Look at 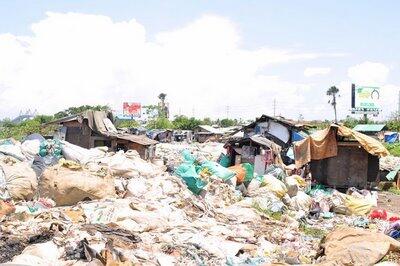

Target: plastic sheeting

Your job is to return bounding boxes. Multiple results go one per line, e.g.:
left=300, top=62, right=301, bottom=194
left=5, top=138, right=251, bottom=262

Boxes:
left=294, top=124, right=389, bottom=167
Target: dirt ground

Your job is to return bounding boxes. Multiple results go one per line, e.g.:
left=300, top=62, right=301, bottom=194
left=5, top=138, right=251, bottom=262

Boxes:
left=378, top=191, right=400, bottom=215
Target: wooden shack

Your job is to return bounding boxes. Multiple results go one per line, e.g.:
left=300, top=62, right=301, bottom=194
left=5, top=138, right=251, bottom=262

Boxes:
left=193, top=125, right=223, bottom=143
left=294, top=124, right=389, bottom=189
left=48, top=111, right=158, bottom=160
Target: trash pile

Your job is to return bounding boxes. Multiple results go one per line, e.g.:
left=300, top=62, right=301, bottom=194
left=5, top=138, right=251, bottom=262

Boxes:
left=156, top=142, right=225, bottom=168
left=0, top=137, right=399, bottom=265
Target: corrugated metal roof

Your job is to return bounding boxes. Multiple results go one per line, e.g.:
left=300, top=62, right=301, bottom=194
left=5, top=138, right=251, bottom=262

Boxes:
left=117, top=134, right=158, bottom=146
left=353, top=124, right=387, bottom=132
left=197, top=125, right=224, bottom=134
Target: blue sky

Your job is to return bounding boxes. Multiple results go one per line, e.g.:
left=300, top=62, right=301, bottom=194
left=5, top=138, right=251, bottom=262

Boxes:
left=0, top=1, right=399, bottom=120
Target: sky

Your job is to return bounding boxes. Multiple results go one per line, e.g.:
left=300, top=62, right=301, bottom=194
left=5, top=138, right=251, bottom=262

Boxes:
left=0, top=0, right=399, bottom=121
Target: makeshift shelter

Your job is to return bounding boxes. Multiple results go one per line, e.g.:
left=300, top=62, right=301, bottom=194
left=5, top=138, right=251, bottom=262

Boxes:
left=224, top=134, right=283, bottom=175
left=47, top=111, right=158, bottom=160
left=242, top=115, right=311, bottom=148
left=294, top=124, right=389, bottom=188
left=194, top=125, right=224, bottom=143
left=173, top=130, right=193, bottom=142
left=228, top=115, right=311, bottom=165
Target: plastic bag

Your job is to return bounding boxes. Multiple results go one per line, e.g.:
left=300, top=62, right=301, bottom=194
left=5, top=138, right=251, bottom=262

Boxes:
left=228, top=165, right=246, bottom=184
left=291, top=191, right=312, bottom=211
left=218, top=153, right=231, bottom=168
left=201, top=161, right=235, bottom=181
left=228, top=163, right=254, bottom=184
left=61, top=140, right=106, bottom=164
left=175, top=162, right=207, bottom=195
left=259, top=174, right=287, bottom=198
left=253, top=193, right=285, bottom=213
left=344, top=194, right=374, bottom=215
left=265, top=164, right=286, bottom=180
left=284, top=176, right=299, bottom=197
left=370, top=209, right=388, bottom=220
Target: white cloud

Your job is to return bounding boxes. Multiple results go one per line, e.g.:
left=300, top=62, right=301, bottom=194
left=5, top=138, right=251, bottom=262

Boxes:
left=348, top=61, right=389, bottom=85
left=0, top=12, right=338, bottom=120
left=304, top=67, right=331, bottom=77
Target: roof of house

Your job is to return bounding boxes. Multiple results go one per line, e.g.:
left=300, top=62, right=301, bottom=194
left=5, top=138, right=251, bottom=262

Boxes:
left=353, top=124, right=387, bottom=132
left=117, top=134, right=158, bottom=146
left=244, top=115, right=313, bottom=131
left=47, top=111, right=157, bottom=146
left=196, top=125, right=224, bottom=134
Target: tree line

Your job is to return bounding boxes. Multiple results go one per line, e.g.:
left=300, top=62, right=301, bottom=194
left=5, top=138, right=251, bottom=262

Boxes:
left=0, top=105, right=243, bottom=140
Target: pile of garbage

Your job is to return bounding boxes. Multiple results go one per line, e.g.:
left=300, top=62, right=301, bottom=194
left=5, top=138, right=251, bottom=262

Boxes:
left=156, top=142, right=225, bottom=165
left=0, top=137, right=399, bottom=265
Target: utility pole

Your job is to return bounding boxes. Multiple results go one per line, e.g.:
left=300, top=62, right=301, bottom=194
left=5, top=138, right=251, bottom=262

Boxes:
left=192, top=107, right=195, bottom=117
left=226, top=105, right=230, bottom=118
left=398, top=91, right=400, bottom=119
left=273, top=99, right=276, bottom=117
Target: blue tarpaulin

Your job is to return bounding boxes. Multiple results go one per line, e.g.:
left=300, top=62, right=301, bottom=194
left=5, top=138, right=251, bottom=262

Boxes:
left=385, top=132, right=398, bottom=144
left=292, top=131, right=305, bottom=142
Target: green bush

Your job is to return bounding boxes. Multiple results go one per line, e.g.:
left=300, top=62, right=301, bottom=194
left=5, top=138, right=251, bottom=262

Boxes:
left=385, top=143, right=400, bottom=157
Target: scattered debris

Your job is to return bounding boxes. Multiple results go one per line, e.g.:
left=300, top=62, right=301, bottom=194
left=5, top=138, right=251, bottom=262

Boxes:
left=0, top=122, right=399, bottom=265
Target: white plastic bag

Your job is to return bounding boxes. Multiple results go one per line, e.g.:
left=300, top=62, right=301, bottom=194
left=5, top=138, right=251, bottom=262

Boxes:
left=291, top=191, right=312, bottom=211
left=284, top=175, right=299, bottom=197
left=260, top=174, right=287, bottom=198
left=61, top=140, right=106, bottom=164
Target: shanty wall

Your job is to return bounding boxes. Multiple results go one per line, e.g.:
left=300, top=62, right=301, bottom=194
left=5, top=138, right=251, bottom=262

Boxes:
left=120, top=140, right=155, bottom=160
left=64, top=121, right=92, bottom=148
left=63, top=121, right=110, bottom=149
left=310, top=142, right=379, bottom=189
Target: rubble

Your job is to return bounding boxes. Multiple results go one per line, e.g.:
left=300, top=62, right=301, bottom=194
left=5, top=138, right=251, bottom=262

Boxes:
left=0, top=133, right=399, bottom=265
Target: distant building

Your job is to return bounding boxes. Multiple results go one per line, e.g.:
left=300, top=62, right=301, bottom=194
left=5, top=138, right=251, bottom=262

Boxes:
left=193, top=125, right=224, bottom=143
left=11, top=114, right=34, bottom=124
left=353, top=124, right=387, bottom=137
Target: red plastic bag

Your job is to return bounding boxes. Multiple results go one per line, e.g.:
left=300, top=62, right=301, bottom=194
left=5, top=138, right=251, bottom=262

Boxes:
left=369, top=209, right=387, bottom=220
left=389, top=216, right=400, bottom=222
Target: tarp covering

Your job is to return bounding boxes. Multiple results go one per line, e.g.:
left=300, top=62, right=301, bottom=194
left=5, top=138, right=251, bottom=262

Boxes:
left=384, top=132, right=398, bottom=144
left=294, top=124, right=389, bottom=167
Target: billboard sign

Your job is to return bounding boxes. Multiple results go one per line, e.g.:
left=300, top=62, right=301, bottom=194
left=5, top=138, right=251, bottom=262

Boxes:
left=123, top=102, right=141, bottom=117
left=351, top=84, right=380, bottom=111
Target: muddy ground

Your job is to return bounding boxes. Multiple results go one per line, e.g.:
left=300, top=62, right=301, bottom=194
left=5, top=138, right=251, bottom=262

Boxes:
left=378, top=191, right=400, bottom=215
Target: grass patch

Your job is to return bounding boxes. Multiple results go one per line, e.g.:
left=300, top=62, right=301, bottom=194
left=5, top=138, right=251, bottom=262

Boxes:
left=299, top=223, right=326, bottom=239
left=384, top=143, right=400, bottom=157
left=381, top=251, right=400, bottom=262
left=252, top=202, right=282, bottom=221
left=388, top=187, right=400, bottom=195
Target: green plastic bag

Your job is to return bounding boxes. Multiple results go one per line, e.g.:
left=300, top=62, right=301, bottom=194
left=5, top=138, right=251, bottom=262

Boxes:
left=200, top=161, right=235, bottom=181
left=265, top=164, right=286, bottom=180
left=175, top=162, right=207, bottom=195
left=182, top=149, right=196, bottom=163
left=241, top=163, right=254, bottom=182
left=218, top=154, right=231, bottom=168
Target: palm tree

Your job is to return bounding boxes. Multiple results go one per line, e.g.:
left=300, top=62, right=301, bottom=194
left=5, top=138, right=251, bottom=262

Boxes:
left=158, top=93, right=167, bottom=103
left=158, top=93, right=167, bottom=118
left=327, top=86, right=339, bottom=123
